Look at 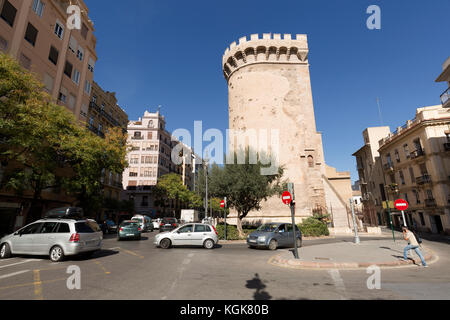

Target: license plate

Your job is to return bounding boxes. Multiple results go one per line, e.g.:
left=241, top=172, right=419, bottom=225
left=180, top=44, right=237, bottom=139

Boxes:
left=249, top=239, right=256, bottom=243
left=127, top=234, right=134, bottom=236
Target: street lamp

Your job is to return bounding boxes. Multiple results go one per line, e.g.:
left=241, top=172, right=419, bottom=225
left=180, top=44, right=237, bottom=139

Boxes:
left=349, top=198, right=361, bottom=244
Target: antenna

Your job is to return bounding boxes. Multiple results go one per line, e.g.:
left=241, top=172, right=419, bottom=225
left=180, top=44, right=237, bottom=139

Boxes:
left=376, top=97, right=384, bottom=126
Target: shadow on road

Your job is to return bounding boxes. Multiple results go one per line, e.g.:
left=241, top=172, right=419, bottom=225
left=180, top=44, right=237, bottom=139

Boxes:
left=245, top=273, right=272, bottom=300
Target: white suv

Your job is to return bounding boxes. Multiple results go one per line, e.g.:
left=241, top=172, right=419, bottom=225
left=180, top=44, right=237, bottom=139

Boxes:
left=0, top=219, right=103, bottom=262
left=154, top=223, right=219, bottom=249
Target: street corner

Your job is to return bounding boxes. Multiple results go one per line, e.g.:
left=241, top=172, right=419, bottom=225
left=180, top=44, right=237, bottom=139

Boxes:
left=267, top=242, right=437, bottom=270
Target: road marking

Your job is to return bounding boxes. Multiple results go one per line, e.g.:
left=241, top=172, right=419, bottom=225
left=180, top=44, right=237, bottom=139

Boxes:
left=327, top=269, right=347, bottom=300
left=121, top=249, right=144, bottom=259
left=0, top=272, right=107, bottom=291
left=0, top=259, right=35, bottom=269
left=0, top=270, right=30, bottom=280
left=94, top=261, right=111, bottom=275
left=33, top=270, right=44, bottom=300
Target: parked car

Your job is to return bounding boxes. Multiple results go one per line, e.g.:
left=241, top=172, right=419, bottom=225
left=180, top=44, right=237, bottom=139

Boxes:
left=247, top=223, right=302, bottom=250
left=117, top=221, right=142, bottom=240
left=0, top=218, right=103, bottom=262
left=159, top=218, right=178, bottom=232
left=131, top=215, right=154, bottom=232
left=154, top=223, right=218, bottom=249
left=101, top=220, right=118, bottom=234
left=152, top=218, right=162, bottom=230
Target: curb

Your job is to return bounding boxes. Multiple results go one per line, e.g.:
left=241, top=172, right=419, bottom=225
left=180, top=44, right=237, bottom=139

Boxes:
left=268, top=249, right=436, bottom=270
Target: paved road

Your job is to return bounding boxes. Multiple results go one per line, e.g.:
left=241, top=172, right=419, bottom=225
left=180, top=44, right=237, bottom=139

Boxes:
left=0, top=233, right=449, bottom=300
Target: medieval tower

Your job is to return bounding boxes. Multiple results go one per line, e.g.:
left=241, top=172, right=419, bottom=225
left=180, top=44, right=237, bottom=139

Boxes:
left=223, top=33, right=353, bottom=231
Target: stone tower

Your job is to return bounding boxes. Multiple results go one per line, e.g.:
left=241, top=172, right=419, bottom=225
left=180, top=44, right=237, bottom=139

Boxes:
left=222, top=33, right=352, bottom=228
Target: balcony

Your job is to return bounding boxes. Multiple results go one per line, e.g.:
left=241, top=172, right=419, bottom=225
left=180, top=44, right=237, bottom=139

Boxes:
left=425, top=198, right=436, bottom=208
left=89, top=102, right=122, bottom=128
left=410, top=149, right=425, bottom=159
left=444, top=143, right=450, bottom=151
left=383, top=163, right=394, bottom=172
left=440, top=87, right=450, bottom=107
left=387, top=183, right=399, bottom=194
left=416, top=174, right=432, bottom=185
left=131, top=136, right=144, bottom=140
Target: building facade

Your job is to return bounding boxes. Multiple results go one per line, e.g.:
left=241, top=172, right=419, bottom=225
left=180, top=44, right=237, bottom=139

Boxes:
left=86, top=82, right=129, bottom=222
left=122, top=110, right=195, bottom=218
left=222, top=33, right=353, bottom=231
left=377, top=105, right=450, bottom=234
left=0, top=0, right=97, bottom=236
left=353, top=127, right=391, bottom=227
left=0, top=0, right=97, bottom=123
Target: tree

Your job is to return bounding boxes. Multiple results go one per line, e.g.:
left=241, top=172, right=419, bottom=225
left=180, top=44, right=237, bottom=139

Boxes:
left=208, top=148, right=284, bottom=238
left=0, top=53, right=84, bottom=221
left=153, top=173, right=202, bottom=214
left=0, top=53, right=127, bottom=219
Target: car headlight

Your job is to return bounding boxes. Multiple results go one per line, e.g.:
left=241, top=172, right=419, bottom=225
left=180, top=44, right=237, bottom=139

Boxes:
left=258, top=236, right=266, bottom=242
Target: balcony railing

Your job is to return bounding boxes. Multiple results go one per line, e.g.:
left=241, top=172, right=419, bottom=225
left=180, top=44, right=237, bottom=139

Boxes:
left=410, top=149, right=425, bottom=159
left=440, top=87, right=449, bottom=107
left=131, top=136, right=144, bottom=140
left=416, top=174, right=432, bottom=185
left=383, top=163, right=394, bottom=171
left=425, top=198, right=436, bottom=207
left=89, top=102, right=122, bottom=128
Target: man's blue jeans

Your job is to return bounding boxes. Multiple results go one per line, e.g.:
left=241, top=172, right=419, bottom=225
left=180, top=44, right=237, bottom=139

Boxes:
left=404, top=245, right=427, bottom=266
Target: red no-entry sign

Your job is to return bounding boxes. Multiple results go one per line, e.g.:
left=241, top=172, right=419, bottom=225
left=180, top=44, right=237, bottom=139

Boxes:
left=394, top=199, right=408, bottom=211
left=282, top=191, right=292, bottom=205
left=220, top=200, right=225, bottom=208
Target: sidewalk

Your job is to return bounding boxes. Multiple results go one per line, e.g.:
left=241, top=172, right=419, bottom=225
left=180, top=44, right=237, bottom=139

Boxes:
left=269, top=239, right=435, bottom=270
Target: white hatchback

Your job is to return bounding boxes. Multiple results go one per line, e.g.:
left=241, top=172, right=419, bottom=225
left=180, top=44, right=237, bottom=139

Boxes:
left=154, top=223, right=218, bottom=249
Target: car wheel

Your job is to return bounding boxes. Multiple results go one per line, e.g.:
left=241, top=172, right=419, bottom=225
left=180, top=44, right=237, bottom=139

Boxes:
left=49, top=245, right=65, bottom=262
left=203, top=239, right=215, bottom=249
left=296, top=238, right=302, bottom=248
left=0, top=243, right=11, bottom=259
left=268, top=239, right=278, bottom=251
left=160, top=238, right=171, bottom=249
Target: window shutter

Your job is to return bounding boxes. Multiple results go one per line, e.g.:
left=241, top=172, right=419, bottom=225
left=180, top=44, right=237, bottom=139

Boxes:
left=69, top=36, right=77, bottom=53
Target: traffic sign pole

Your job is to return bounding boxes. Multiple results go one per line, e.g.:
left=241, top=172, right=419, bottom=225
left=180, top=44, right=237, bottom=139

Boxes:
left=221, top=198, right=227, bottom=241
left=386, top=201, right=395, bottom=242
left=286, top=183, right=299, bottom=260
left=401, top=211, right=407, bottom=227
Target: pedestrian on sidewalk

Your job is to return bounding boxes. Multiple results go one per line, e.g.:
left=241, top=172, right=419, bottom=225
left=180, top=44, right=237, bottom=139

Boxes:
left=402, top=226, right=427, bottom=267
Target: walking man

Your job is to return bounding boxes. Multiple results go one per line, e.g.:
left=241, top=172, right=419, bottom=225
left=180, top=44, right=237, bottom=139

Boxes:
left=402, top=226, right=428, bottom=267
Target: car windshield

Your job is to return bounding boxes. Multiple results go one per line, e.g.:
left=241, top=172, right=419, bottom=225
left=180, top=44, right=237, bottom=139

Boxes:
left=163, top=218, right=176, bottom=223
left=121, top=222, right=139, bottom=227
left=132, top=218, right=142, bottom=222
left=256, top=224, right=279, bottom=232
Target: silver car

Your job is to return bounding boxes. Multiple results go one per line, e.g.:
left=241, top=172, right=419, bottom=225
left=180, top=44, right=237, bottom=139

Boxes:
left=154, top=223, right=218, bottom=249
left=0, top=219, right=103, bottom=262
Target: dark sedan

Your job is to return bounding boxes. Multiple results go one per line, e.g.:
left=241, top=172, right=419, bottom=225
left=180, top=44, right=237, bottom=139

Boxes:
left=101, top=220, right=118, bottom=234
left=159, top=218, right=178, bottom=233
left=247, top=223, right=302, bottom=250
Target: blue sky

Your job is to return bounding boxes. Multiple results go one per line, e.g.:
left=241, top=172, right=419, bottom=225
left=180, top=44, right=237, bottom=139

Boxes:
left=85, top=0, right=450, bottom=182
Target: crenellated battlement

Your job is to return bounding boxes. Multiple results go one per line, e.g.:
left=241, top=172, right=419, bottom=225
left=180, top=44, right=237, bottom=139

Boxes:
left=222, top=33, right=309, bottom=81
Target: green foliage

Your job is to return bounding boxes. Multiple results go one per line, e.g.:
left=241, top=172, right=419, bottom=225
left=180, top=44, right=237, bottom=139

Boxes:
left=298, top=217, right=330, bottom=237
left=0, top=53, right=127, bottom=216
left=204, top=148, right=284, bottom=237
left=153, top=173, right=202, bottom=210
left=215, top=224, right=257, bottom=240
